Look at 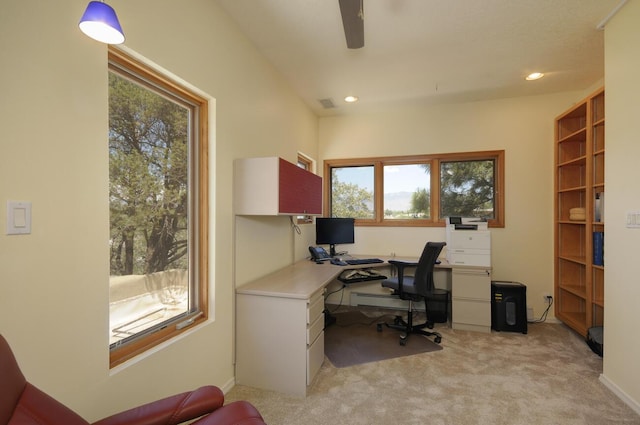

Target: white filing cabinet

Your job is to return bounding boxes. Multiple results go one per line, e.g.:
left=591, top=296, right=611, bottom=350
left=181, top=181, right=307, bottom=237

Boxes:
left=451, top=267, right=492, bottom=333
left=236, top=287, right=324, bottom=397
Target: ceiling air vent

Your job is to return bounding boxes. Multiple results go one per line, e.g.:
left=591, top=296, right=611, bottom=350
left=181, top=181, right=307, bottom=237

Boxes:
left=318, top=98, right=336, bottom=109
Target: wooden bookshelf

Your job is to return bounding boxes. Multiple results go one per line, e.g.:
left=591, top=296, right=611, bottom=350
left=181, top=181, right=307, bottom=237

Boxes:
left=554, top=88, right=604, bottom=337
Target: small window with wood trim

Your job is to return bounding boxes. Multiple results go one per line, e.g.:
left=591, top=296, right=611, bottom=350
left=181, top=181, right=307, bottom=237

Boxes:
left=296, top=153, right=316, bottom=224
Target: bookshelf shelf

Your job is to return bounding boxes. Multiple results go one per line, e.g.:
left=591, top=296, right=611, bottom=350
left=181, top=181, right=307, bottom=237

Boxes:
left=554, top=88, right=605, bottom=337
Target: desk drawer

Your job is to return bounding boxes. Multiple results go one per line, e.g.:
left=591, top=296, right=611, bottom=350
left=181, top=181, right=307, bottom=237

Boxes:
left=307, top=313, right=324, bottom=345
left=453, top=269, right=490, bottom=300
left=307, top=330, right=324, bottom=385
left=307, top=291, right=324, bottom=324
left=452, top=298, right=491, bottom=326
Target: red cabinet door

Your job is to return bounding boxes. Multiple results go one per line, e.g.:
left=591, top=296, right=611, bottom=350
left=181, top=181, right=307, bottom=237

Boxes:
left=278, top=158, right=322, bottom=215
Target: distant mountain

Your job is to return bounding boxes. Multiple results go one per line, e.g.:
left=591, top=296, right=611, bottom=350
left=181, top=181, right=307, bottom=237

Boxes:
left=384, top=191, right=413, bottom=211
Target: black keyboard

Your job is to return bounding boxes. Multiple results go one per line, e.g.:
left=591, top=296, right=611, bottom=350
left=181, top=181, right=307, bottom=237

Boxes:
left=345, top=258, right=384, bottom=265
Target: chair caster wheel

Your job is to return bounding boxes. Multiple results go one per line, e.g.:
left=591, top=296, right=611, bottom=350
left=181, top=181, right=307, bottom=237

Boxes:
left=434, top=336, right=442, bottom=344
left=376, top=323, right=383, bottom=332
left=426, top=322, right=434, bottom=329
left=399, top=338, right=407, bottom=346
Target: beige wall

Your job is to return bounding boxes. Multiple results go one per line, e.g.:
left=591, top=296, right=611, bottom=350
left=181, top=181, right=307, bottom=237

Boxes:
left=0, top=0, right=316, bottom=421
left=601, top=0, right=640, bottom=413
left=319, top=92, right=584, bottom=319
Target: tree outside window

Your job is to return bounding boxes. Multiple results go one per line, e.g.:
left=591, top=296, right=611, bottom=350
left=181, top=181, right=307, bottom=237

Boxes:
left=330, top=166, right=374, bottom=218
left=109, top=73, right=189, bottom=277
left=440, top=159, right=495, bottom=219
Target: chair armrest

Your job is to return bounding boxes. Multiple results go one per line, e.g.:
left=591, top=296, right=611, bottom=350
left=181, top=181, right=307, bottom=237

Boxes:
left=93, top=386, right=225, bottom=425
left=387, top=260, right=419, bottom=297
left=387, top=260, right=418, bottom=270
left=387, top=260, right=418, bottom=280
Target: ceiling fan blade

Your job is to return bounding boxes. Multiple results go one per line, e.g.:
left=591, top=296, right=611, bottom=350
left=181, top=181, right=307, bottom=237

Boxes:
left=339, top=0, right=364, bottom=49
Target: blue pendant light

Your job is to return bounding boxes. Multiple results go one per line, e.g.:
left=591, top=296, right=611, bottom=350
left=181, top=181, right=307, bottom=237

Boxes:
left=79, top=1, right=125, bottom=44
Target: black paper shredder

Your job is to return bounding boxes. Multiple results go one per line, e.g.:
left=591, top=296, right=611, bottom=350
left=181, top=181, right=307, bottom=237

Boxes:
left=491, top=281, right=527, bottom=334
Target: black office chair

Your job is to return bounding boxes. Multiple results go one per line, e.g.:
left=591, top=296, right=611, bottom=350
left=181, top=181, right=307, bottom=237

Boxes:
left=377, top=241, right=447, bottom=345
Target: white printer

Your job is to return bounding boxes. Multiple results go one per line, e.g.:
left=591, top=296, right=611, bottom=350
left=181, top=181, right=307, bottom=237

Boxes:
left=445, top=217, right=491, bottom=267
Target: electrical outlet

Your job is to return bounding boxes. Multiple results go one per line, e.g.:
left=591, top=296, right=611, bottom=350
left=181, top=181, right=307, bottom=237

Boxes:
left=543, top=293, right=553, bottom=303
left=527, top=307, right=534, bottom=321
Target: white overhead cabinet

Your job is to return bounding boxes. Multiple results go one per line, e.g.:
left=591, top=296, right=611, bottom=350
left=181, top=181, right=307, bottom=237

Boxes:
left=234, top=157, right=322, bottom=216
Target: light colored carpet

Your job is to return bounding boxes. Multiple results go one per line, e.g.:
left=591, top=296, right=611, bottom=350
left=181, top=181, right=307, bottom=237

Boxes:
left=225, top=308, right=640, bottom=424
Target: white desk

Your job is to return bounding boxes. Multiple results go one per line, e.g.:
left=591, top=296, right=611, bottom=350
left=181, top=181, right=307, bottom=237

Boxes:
left=235, top=257, right=490, bottom=397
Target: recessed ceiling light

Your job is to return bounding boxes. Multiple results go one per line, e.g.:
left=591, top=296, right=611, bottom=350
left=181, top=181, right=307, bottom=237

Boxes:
left=344, top=95, right=359, bottom=103
left=526, top=72, right=544, bottom=81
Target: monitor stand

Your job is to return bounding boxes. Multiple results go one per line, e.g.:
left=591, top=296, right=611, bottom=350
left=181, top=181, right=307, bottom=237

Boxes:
left=329, top=244, right=337, bottom=257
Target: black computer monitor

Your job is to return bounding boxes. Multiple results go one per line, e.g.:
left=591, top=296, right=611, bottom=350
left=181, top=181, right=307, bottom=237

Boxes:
left=315, top=217, right=355, bottom=257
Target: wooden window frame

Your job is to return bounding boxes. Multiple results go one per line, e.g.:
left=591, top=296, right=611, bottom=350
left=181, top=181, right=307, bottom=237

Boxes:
left=108, top=47, right=209, bottom=367
left=323, top=150, right=504, bottom=228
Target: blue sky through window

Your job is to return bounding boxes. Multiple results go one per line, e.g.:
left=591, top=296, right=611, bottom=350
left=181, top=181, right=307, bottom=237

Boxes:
left=334, top=166, right=374, bottom=190
left=384, top=164, right=429, bottom=193
left=335, top=164, right=430, bottom=193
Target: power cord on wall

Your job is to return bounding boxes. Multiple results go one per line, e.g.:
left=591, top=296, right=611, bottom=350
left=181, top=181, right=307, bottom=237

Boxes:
left=528, top=296, right=553, bottom=323
left=289, top=216, right=301, bottom=234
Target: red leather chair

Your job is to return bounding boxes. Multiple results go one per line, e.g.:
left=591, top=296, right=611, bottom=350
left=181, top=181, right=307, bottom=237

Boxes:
left=0, top=335, right=266, bottom=425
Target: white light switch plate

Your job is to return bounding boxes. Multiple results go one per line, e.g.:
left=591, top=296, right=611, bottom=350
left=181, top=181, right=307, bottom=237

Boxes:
left=627, top=211, right=640, bottom=228
left=6, top=201, right=31, bottom=235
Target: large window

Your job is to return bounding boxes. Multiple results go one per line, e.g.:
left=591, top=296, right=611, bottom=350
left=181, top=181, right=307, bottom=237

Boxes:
left=108, top=47, right=209, bottom=367
left=324, top=151, right=504, bottom=227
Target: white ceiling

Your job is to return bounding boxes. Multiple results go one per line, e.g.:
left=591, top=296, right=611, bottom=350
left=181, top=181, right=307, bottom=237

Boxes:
left=215, top=0, right=624, bottom=116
